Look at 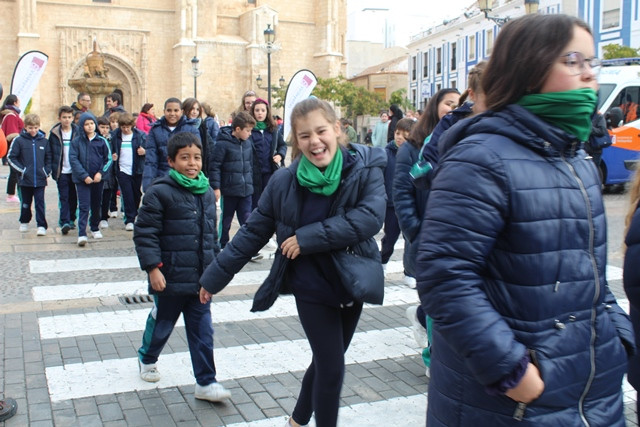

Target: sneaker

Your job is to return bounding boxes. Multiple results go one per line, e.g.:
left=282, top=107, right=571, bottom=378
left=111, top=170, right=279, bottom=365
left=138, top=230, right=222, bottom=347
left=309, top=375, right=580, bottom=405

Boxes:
left=406, top=306, right=428, bottom=348
left=19, top=223, right=28, bottom=233
left=61, top=224, right=71, bottom=235
left=77, top=236, right=88, bottom=247
left=109, top=211, right=118, bottom=218
left=250, top=253, right=263, bottom=262
left=139, top=359, right=161, bottom=383
left=194, top=382, right=231, bottom=402
left=37, top=227, right=47, bottom=236
left=6, top=195, right=19, bottom=203
left=99, top=220, right=109, bottom=229
left=0, top=398, right=18, bottom=422
left=125, top=222, right=134, bottom=231
left=92, top=230, right=103, bottom=239
left=404, top=275, right=417, bottom=289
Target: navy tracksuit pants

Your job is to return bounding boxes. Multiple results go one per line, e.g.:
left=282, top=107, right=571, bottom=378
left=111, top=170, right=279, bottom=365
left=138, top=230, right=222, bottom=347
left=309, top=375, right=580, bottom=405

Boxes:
left=56, top=173, right=77, bottom=227
left=117, top=171, right=142, bottom=224
left=19, top=186, right=47, bottom=228
left=138, top=294, right=217, bottom=386
left=380, top=205, right=401, bottom=264
left=76, top=181, right=104, bottom=236
left=220, top=195, right=252, bottom=248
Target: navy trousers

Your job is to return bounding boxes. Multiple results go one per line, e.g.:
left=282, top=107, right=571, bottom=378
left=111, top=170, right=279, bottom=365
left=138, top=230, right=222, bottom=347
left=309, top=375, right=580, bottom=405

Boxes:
left=380, top=206, right=401, bottom=264
left=56, top=173, right=77, bottom=227
left=292, top=299, right=363, bottom=427
left=251, top=172, right=273, bottom=210
left=220, top=195, right=252, bottom=247
left=138, top=294, right=217, bottom=386
left=19, top=186, right=47, bottom=228
left=76, top=181, right=104, bottom=236
left=117, top=171, right=142, bottom=224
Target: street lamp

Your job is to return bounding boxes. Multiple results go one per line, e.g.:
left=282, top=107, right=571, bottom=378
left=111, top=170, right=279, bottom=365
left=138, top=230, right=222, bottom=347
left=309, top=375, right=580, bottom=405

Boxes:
left=256, top=74, right=287, bottom=92
left=264, top=24, right=275, bottom=106
left=190, top=55, right=202, bottom=98
left=477, top=0, right=539, bottom=27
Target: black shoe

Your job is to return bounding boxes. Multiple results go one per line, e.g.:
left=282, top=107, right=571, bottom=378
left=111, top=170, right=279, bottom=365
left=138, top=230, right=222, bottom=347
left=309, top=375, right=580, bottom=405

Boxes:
left=69, top=223, right=76, bottom=230
left=61, top=224, right=70, bottom=235
left=0, top=398, right=17, bottom=422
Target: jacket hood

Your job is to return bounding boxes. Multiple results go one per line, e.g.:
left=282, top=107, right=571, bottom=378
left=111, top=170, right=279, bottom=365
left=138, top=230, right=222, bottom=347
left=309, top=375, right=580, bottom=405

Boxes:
left=77, top=112, right=99, bottom=138
left=217, top=126, right=242, bottom=144
left=348, top=142, right=387, bottom=168
left=385, top=140, right=398, bottom=153
left=19, top=128, right=47, bottom=139
left=445, top=104, right=582, bottom=158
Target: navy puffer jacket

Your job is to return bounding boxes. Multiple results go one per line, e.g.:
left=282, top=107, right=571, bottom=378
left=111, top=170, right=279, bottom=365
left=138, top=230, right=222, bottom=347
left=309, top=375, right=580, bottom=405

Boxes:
left=624, top=202, right=640, bottom=390
left=392, top=141, right=428, bottom=277
left=416, top=104, right=634, bottom=426
left=211, top=126, right=253, bottom=197
left=134, top=175, right=219, bottom=295
left=200, top=144, right=386, bottom=310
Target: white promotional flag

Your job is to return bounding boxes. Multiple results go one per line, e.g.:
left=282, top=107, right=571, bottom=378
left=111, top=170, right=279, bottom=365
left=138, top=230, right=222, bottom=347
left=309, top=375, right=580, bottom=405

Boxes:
left=283, top=69, right=317, bottom=142
left=10, top=50, right=48, bottom=111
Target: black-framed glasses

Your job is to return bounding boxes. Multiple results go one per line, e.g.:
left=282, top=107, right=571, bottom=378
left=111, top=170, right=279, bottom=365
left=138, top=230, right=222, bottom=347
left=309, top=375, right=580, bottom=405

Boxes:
left=560, top=51, right=602, bottom=76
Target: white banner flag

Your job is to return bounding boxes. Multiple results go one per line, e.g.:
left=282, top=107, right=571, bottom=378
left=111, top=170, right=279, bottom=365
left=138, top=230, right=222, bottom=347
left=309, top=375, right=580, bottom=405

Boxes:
left=283, top=69, right=317, bottom=142
left=10, top=50, right=48, bottom=111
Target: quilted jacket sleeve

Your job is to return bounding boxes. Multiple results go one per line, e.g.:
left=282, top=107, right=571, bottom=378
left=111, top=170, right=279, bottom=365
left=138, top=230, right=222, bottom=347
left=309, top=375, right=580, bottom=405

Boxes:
left=295, top=165, right=386, bottom=254
left=142, top=129, right=158, bottom=191
left=416, top=140, right=527, bottom=386
left=133, top=187, right=165, bottom=272
left=392, top=143, right=422, bottom=242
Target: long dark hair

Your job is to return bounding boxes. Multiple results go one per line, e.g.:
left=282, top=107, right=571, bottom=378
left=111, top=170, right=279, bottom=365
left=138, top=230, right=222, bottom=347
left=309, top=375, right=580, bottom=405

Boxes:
left=408, top=88, right=459, bottom=148
left=2, top=94, right=18, bottom=108
left=250, top=98, right=277, bottom=132
left=483, top=14, right=592, bottom=111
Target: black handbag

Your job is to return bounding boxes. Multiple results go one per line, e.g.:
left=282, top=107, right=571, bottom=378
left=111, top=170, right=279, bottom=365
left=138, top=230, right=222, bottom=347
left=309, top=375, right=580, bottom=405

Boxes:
left=331, top=238, right=384, bottom=305
left=251, top=250, right=290, bottom=312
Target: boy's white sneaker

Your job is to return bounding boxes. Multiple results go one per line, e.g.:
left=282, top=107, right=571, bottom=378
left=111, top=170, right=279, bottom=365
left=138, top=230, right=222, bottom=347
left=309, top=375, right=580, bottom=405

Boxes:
left=125, top=222, right=134, bottom=231
left=77, top=236, right=88, bottom=247
left=139, top=360, right=161, bottom=383
left=99, top=220, right=109, bottom=229
left=195, top=382, right=231, bottom=402
left=92, top=230, right=103, bottom=239
left=36, top=227, right=46, bottom=236
left=404, top=275, right=417, bottom=289
left=109, top=211, right=118, bottom=218
left=19, top=223, right=28, bottom=233
left=406, top=305, right=428, bottom=348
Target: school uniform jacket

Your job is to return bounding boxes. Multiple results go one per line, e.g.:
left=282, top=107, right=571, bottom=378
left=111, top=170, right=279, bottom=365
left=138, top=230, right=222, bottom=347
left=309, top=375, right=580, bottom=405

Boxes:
left=7, top=129, right=51, bottom=187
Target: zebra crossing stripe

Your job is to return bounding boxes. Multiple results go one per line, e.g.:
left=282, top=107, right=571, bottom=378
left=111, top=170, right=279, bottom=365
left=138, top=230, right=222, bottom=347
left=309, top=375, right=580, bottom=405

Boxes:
left=37, top=284, right=421, bottom=339
left=31, top=261, right=406, bottom=302
left=45, top=326, right=419, bottom=402
left=225, top=394, right=427, bottom=426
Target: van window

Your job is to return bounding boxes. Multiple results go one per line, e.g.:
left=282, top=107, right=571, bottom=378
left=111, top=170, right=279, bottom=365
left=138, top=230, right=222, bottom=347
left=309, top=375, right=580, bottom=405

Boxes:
left=598, top=84, right=615, bottom=109
left=609, top=86, right=640, bottom=124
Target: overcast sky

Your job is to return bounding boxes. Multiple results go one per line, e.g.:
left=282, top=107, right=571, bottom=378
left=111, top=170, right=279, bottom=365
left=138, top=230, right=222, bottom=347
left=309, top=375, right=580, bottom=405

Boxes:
left=347, top=0, right=475, bottom=45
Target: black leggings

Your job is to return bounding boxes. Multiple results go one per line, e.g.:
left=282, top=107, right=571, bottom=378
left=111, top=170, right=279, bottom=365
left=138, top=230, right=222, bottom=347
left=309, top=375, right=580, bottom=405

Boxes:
left=292, top=299, right=363, bottom=427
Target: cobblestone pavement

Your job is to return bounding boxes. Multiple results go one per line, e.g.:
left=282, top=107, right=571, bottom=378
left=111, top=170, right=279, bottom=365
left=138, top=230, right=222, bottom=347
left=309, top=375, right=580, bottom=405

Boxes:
left=0, top=163, right=638, bottom=426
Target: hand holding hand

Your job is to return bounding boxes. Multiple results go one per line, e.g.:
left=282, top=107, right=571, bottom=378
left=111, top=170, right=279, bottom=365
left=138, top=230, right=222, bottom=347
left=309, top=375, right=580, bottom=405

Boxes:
left=148, top=268, right=166, bottom=292
left=505, top=363, right=545, bottom=404
left=281, top=235, right=301, bottom=259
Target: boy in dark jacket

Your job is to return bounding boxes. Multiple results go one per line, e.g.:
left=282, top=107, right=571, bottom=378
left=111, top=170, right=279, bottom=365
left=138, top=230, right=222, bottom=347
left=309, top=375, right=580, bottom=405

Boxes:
left=48, top=106, right=78, bottom=234
left=211, top=111, right=256, bottom=247
left=8, top=113, right=52, bottom=236
left=69, top=112, right=112, bottom=246
left=133, top=132, right=230, bottom=402
left=111, top=112, right=146, bottom=231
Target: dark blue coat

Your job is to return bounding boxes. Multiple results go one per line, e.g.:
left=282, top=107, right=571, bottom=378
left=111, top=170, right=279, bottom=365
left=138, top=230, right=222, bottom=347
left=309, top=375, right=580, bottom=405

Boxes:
left=111, top=127, right=146, bottom=176
left=8, top=129, right=51, bottom=187
left=48, top=122, right=78, bottom=180
left=211, top=126, right=253, bottom=197
left=133, top=175, right=219, bottom=295
left=200, top=144, right=386, bottom=310
left=625, top=201, right=640, bottom=390
left=416, top=104, right=634, bottom=426
left=392, top=141, right=428, bottom=277
left=69, top=113, right=112, bottom=185
left=142, top=115, right=200, bottom=191
left=204, top=116, right=219, bottom=142
left=383, top=140, right=398, bottom=208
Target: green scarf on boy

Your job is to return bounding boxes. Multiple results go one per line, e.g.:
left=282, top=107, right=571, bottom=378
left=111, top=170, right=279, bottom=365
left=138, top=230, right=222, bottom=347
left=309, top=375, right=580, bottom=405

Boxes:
left=169, top=169, right=210, bottom=194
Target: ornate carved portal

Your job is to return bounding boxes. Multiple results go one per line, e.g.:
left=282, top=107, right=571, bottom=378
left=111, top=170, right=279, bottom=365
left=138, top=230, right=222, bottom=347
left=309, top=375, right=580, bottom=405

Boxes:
left=57, top=26, right=149, bottom=114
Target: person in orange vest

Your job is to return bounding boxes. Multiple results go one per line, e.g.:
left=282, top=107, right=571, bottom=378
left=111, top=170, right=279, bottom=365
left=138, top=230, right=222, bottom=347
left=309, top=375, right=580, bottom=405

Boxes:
left=620, top=93, right=638, bottom=123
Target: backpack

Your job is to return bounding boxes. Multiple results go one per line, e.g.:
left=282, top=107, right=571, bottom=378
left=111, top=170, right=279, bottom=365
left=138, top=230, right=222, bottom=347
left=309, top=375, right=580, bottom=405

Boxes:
left=0, top=128, right=6, bottom=158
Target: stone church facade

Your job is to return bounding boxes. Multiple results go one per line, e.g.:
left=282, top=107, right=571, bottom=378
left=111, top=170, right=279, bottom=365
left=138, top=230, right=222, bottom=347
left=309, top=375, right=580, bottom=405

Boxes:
left=0, top=0, right=347, bottom=127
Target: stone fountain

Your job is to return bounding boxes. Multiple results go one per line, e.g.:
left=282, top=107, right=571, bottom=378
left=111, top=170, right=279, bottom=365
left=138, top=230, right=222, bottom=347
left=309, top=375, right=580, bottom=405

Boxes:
left=68, top=39, right=121, bottom=115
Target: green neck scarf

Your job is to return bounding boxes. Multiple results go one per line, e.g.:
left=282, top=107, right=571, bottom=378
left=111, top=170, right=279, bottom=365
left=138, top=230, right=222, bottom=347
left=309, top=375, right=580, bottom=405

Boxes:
left=169, top=169, right=210, bottom=194
left=516, top=88, right=597, bottom=142
left=296, top=149, right=343, bottom=196
left=255, top=121, right=268, bottom=131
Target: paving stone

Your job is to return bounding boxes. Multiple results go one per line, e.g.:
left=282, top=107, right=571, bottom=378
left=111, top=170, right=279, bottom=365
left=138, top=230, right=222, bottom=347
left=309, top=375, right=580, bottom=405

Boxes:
left=27, top=401, right=52, bottom=421
left=98, top=402, right=124, bottom=421
left=117, top=392, right=143, bottom=410
left=123, top=407, right=151, bottom=425
left=166, top=402, right=197, bottom=422
left=76, top=414, right=104, bottom=427
left=95, top=393, right=119, bottom=404
left=141, top=397, right=169, bottom=416
left=250, top=391, right=279, bottom=409
left=193, top=409, right=223, bottom=426
left=27, top=387, right=51, bottom=404
left=73, top=397, right=98, bottom=416
left=236, top=401, right=267, bottom=421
